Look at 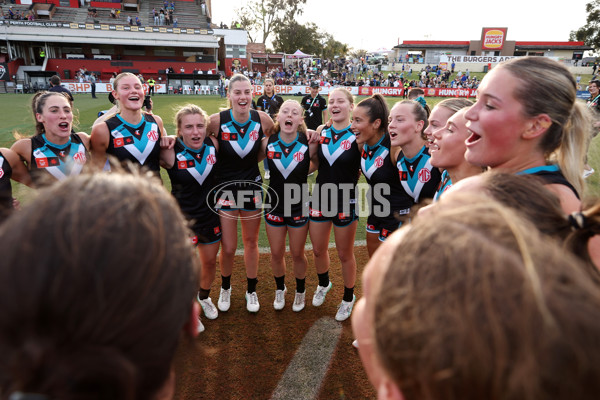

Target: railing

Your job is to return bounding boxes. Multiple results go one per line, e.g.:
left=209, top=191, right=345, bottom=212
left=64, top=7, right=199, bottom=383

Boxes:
left=0, top=18, right=213, bottom=32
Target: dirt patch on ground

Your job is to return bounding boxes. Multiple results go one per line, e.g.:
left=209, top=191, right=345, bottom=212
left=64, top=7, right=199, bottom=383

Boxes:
left=173, top=246, right=375, bottom=399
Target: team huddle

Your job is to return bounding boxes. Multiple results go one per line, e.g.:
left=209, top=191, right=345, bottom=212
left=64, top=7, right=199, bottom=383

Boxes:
left=1, top=55, right=600, bottom=400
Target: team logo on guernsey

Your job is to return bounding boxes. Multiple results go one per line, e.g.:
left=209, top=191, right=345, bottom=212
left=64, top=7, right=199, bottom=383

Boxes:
left=206, top=154, right=216, bottom=165
left=178, top=160, right=195, bottom=169
left=113, top=137, right=135, bottom=147
left=35, top=156, right=59, bottom=168
left=320, top=128, right=356, bottom=166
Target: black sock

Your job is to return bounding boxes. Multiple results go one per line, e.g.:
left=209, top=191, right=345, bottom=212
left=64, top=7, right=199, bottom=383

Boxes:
left=296, top=278, right=306, bottom=293
left=247, top=277, right=258, bottom=293
left=221, top=275, right=231, bottom=290
left=343, top=286, right=355, bottom=302
left=198, top=288, right=210, bottom=300
left=317, top=271, right=330, bottom=288
left=274, top=275, right=285, bottom=291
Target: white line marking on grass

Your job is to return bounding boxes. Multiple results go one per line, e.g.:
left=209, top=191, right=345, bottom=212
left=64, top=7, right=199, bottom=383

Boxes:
left=270, top=317, right=342, bottom=400
left=235, top=240, right=366, bottom=256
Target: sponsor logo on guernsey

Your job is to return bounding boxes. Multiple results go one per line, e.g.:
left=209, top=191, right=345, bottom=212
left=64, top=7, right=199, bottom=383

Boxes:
left=320, top=129, right=356, bottom=166
left=147, top=129, right=159, bottom=142
left=111, top=122, right=159, bottom=165
left=418, top=168, right=431, bottom=183
left=73, top=151, right=86, bottom=165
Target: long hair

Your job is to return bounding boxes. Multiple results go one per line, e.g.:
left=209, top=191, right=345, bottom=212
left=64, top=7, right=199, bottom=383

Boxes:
left=30, top=91, right=75, bottom=136
left=355, top=93, right=389, bottom=133
left=498, top=56, right=591, bottom=196
left=0, top=170, right=199, bottom=400
left=375, top=200, right=600, bottom=400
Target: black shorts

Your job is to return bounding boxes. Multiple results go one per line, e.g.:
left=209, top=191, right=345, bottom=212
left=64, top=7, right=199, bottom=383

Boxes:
left=265, top=210, right=309, bottom=228
left=191, top=225, right=222, bottom=245
left=214, top=181, right=264, bottom=211
left=309, top=203, right=358, bottom=227
left=366, top=213, right=403, bottom=242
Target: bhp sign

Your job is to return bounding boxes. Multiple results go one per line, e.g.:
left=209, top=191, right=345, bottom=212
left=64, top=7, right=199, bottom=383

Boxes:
left=482, top=28, right=506, bottom=50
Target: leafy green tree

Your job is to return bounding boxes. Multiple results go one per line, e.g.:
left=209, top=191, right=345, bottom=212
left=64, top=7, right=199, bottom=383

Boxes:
left=235, top=0, right=307, bottom=44
left=570, top=0, right=600, bottom=53
left=321, top=33, right=349, bottom=59
left=272, top=22, right=350, bottom=60
left=272, top=21, right=321, bottom=55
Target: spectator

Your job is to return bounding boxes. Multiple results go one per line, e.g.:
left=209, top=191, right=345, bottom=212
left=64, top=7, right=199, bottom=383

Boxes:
left=48, top=75, right=74, bottom=102
left=90, top=72, right=97, bottom=98
left=301, top=82, right=328, bottom=130
left=135, top=14, right=141, bottom=27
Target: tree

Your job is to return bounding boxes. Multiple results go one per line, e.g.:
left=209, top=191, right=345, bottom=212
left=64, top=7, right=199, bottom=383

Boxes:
left=570, top=0, right=600, bottom=53
left=321, top=33, right=349, bottom=60
left=350, top=49, right=368, bottom=60
left=235, top=0, right=307, bottom=44
left=272, top=22, right=350, bottom=60
left=272, top=21, right=322, bottom=55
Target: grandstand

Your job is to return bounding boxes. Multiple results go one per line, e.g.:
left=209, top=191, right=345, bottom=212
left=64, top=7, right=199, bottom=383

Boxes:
left=0, top=0, right=249, bottom=93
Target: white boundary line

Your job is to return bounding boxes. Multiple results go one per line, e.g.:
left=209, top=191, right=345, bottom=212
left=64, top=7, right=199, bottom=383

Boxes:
left=270, top=317, right=342, bottom=400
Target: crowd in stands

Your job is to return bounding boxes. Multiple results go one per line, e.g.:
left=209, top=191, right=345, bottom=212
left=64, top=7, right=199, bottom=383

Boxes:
left=2, top=6, right=35, bottom=21
left=152, top=0, right=177, bottom=27
left=230, top=57, right=480, bottom=90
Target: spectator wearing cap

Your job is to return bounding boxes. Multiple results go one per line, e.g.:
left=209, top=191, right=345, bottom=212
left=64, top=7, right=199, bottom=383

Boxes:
left=48, top=75, right=74, bottom=102
left=301, top=82, right=328, bottom=130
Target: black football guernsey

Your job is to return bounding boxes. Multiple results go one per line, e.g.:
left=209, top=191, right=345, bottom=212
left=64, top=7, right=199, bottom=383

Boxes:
left=105, top=113, right=162, bottom=173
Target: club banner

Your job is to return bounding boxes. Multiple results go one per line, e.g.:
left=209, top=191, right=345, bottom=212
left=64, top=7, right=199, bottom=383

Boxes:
left=252, top=85, right=359, bottom=96
left=64, top=82, right=167, bottom=94
left=0, top=63, right=8, bottom=81
left=62, top=82, right=473, bottom=98
left=440, top=55, right=518, bottom=64
left=365, top=87, right=477, bottom=98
